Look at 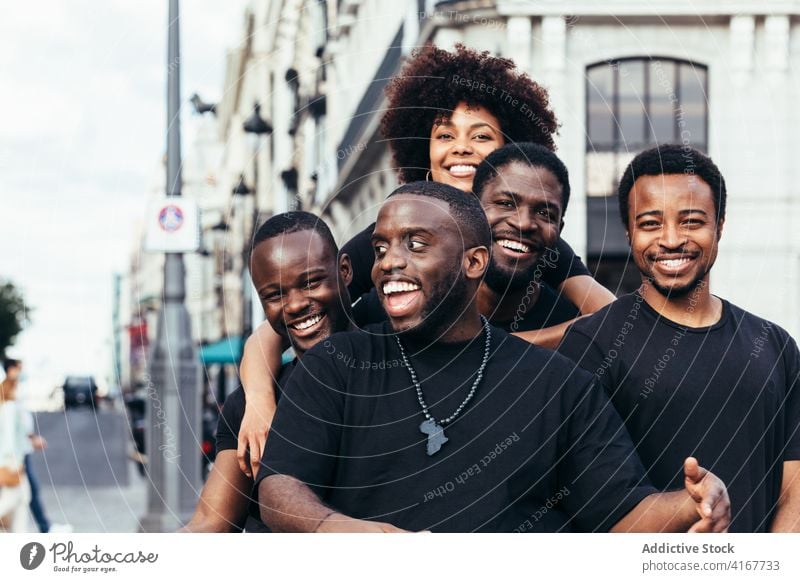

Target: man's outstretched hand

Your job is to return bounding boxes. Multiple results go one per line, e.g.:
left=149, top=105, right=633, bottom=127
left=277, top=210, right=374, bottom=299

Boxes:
left=237, top=397, right=276, bottom=478
left=684, top=457, right=730, bottom=533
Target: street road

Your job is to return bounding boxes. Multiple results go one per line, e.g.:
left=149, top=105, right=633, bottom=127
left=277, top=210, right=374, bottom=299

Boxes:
left=27, top=409, right=148, bottom=532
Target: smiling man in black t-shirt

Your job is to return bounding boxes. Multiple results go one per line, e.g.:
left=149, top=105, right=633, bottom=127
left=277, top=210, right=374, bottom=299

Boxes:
left=559, top=145, right=800, bottom=532
left=474, top=143, right=582, bottom=337
left=181, top=212, right=352, bottom=532
left=257, top=181, right=731, bottom=533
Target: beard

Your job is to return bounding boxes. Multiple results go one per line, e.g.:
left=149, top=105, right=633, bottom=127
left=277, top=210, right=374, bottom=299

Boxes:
left=483, top=255, right=540, bottom=295
left=650, top=274, right=706, bottom=299
left=395, top=268, right=470, bottom=342
left=643, top=263, right=710, bottom=300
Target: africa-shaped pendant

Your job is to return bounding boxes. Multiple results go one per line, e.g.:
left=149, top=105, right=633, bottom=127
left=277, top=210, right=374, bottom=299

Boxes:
left=420, top=418, right=448, bottom=456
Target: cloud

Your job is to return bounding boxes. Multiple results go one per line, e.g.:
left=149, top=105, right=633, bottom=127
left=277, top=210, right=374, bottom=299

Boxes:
left=0, top=1, right=249, bottom=386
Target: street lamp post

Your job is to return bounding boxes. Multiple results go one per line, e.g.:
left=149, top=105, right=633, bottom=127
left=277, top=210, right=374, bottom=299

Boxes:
left=140, top=0, right=202, bottom=532
left=241, top=104, right=272, bottom=339
left=232, top=175, right=254, bottom=338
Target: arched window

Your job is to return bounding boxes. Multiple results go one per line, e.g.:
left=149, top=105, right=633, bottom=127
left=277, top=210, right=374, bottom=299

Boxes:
left=585, top=58, right=708, bottom=293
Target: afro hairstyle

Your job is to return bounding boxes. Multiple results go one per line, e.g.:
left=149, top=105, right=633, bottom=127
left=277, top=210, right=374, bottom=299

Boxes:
left=381, top=43, right=559, bottom=184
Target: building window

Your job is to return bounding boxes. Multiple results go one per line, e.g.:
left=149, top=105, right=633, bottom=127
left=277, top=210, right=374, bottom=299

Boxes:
left=585, top=58, right=708, bottom=293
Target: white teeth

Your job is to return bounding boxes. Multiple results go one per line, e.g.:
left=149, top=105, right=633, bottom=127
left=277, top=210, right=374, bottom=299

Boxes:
left=497, top=239, right=531, bottom=253
left=292, top=313, right=323, bottom=330
left=448, top=164, right=476, bottom=174
left=382, top=281, right=421, bottom=295
left=658, top=258, right=691, bottom=268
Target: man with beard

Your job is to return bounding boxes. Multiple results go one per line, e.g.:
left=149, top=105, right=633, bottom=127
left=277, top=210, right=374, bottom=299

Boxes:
left=256, top=181, right=731, bottom=533
left=473, top=143, right=580, bottom=342
left=559, top=145, right=800, bottom=532
left=352, top=143, right=580, bottom=345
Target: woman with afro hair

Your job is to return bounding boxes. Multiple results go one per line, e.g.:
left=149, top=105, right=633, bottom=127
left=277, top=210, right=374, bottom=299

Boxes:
left=232, top=44, right=615, bottom=479
left=381, top=43, right=557, bottom=186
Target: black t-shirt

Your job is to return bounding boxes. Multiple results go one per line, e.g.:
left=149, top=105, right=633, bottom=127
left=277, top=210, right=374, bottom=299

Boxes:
left=257, top=323, right=656, bottom=532
left=341, top=222, right=592, bottom=300
left=216, top=360, right=297, bottom=532
left=491, top=283, right=580, bottom=332
left=353, top=284, right=580, bottom=331
left=558, top=293, right=800, bottom=532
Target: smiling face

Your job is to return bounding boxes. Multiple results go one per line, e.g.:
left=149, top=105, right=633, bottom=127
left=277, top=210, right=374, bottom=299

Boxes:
left=479, top=162, right=563, bottom=292
left=627, top=173, right=723, bottom=298
left=429, top=102, right=505, bottom=192
left=371, top=195, right=487, bottom=339
left=251, top=229, right=351, bottom=357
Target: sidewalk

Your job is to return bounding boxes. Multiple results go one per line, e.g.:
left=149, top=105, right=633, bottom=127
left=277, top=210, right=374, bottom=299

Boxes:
left=36, top=465, right=148, bottom=533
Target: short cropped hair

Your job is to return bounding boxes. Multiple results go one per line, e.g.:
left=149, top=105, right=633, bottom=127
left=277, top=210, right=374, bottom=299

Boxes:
left=617, top=145, right=727, bottom=228
left=252, top=211, right=338, bottom=254
left=386, top=181, right=491, bottom=249
left=472, top=142, right=571, bottom=215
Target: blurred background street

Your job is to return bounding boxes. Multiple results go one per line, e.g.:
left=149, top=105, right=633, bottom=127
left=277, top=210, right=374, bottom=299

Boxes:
left=2, top=0, right=800, bottom=532
left=30, top=408, right=147, bottom=533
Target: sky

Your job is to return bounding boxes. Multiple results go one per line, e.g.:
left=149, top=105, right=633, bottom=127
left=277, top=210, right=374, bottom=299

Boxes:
left=0, top=0, right=249, bottom=397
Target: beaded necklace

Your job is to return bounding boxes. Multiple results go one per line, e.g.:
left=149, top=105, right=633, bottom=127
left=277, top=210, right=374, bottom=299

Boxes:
left=394, top=316, right=491, bottom=455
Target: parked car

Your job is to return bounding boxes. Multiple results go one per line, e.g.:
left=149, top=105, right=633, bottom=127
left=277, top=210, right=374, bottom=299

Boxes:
left=63, top=376, right=98, bottom=409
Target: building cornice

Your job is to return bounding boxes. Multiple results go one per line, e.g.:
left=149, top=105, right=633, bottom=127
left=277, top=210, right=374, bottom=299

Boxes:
left=494, top=0, right=800, bottom=16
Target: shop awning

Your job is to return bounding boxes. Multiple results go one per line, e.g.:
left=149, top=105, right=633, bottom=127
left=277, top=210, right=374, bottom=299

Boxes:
left=199, top=336, right=244, bottom=365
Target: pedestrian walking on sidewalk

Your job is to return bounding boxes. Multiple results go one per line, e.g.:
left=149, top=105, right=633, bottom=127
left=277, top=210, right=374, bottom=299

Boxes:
left=0, top=358, right=31, bottom=532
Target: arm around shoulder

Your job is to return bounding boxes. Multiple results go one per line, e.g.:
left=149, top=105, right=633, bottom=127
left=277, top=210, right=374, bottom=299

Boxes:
left=544, top=239, right=615, bottom=315
left=237, top=321, right=286, bottom=477
left=559, top=275, right=616, bottom=316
